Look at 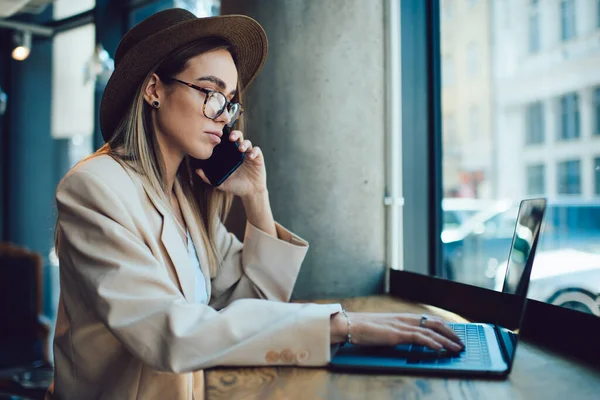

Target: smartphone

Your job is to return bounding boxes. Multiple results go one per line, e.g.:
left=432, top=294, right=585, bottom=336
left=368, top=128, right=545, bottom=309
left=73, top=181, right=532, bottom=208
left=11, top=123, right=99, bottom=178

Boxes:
left=190, top=123, right=244, bottom=187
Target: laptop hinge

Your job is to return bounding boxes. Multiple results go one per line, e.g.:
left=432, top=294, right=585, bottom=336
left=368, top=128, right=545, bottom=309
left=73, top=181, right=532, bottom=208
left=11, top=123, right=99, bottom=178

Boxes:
left=493, top=324, right=511, bottom=363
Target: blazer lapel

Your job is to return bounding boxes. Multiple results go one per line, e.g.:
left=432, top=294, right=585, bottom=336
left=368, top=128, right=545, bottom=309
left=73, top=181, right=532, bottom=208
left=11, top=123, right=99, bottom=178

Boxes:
left=138, top=177, right=196, bottom=303
left=174, top=181, right=212, bottom=300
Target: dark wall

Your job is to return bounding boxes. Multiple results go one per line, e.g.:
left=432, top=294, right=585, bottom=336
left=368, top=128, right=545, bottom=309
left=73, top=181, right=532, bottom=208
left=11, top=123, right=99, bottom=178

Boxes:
left=1, top=7, right=73, bottom=317
left=0, top=30, right=10, bottom=242
left=94, top=0, right=128, bottom=150
left=129, top=0, right=174, bottom=28
left=7, top=34, right=56, bottom=255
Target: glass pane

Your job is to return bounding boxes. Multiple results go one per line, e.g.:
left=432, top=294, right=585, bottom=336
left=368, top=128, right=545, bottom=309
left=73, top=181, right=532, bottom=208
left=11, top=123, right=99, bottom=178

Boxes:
left=174, top=0, right=221, bottom=16
left=595, top=157, right=600, bottom=195
left=442, top=56, right=455, bottom=86
left=560, top=0, right=576, bottom=41
left=131, top=1, right=220, bottom=27
left=525, top=102, right=544, bottom=144
left=526, top=164, right=545, bottom=195
left=559, top=93, right=580, bottom=140
left=595, top=87, right=600, bottom=136
left=51, top=24, right=95, bottom=144
left=442, top=0, right=454, bottom=21
left=53, top=0, right=95, bottom=20
left=467, top=43, right=479, bottom=77
left=528, top=12, right=540, bottom=53
left=440, top=0, right=600, bottom=317
left=557, top=160, right=581, bottom=195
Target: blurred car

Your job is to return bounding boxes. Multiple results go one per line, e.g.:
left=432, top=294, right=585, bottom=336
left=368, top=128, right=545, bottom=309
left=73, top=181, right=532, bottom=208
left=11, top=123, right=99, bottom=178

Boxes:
left=441, top=199, right=515, bottom=283
left=493, top=249, right=600, bottom=316
left=442, top=198, right=496, bottom=234
left=441, top=199, right=600, bottom=287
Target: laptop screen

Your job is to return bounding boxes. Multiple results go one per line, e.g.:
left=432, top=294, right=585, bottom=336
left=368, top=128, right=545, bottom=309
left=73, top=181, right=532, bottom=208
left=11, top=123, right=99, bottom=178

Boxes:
left=496, top=198, right=547, bottom=365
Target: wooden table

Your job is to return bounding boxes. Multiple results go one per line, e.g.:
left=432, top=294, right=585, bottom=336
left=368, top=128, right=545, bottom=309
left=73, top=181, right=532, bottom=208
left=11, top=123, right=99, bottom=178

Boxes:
left=205, top=296, right=600, bottom=400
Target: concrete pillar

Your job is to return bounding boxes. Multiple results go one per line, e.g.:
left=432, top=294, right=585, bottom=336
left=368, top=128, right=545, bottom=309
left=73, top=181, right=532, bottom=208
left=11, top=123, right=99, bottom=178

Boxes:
left=221, top=0, right=386, bottom=299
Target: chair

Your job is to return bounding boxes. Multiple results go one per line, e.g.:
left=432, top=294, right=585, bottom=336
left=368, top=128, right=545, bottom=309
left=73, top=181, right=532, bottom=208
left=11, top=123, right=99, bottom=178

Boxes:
left=0, top=243, right=53, bottom=400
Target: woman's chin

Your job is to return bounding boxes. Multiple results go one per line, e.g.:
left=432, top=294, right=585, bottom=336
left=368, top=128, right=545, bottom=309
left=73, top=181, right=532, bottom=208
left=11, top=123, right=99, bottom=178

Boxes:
left=187, top=147, right=213, bottom=161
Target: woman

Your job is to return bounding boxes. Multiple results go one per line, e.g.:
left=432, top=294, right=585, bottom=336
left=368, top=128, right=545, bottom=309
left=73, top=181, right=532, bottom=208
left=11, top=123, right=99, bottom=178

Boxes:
left=48, top=9, right=463, bottom=400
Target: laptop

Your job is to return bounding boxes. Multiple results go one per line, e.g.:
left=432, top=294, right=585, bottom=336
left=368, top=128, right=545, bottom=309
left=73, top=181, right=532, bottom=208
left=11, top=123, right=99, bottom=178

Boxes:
left=329, top=198, right=547, bottom=378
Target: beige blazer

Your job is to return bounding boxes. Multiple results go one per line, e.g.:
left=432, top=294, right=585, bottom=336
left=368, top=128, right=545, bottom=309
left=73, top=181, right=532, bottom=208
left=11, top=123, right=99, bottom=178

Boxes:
left=46, top=155, right=341, bottom=400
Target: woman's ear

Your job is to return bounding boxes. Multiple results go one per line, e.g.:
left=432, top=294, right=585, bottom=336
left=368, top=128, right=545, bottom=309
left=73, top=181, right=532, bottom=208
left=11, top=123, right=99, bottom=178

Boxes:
left=143, top=73, right=162, bottom=106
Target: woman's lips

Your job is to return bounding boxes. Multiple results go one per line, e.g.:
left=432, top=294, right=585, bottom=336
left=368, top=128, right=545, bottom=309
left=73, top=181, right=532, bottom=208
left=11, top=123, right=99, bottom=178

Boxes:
left=205, top=131, right=222, bottom=144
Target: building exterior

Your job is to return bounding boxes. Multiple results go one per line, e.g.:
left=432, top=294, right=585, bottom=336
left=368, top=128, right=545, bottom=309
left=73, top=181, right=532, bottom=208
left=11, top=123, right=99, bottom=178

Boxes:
left=441, top=0, right=494, bottom=199
left=492, top=0, right=600, bottom=201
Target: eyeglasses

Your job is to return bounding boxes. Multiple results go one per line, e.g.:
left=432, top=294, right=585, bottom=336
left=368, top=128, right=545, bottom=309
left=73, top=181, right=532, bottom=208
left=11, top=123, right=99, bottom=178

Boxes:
left=170, top=78, right=243, bottom=124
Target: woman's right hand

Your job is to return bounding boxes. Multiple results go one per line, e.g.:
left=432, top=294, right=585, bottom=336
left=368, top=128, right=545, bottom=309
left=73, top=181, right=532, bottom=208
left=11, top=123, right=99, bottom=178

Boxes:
left=330, top=312, right=464, bottom=352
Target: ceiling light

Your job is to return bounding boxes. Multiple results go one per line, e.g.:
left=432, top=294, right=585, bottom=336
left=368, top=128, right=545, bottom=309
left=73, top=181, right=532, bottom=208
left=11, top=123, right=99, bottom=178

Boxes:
left=84, top=44, right=115, bottom=87
left=12, top=30, right=32, bottom=61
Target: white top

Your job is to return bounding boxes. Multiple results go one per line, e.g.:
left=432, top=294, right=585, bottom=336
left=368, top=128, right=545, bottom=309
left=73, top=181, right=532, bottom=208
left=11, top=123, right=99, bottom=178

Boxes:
left=187, top=231, right=208, bottom=304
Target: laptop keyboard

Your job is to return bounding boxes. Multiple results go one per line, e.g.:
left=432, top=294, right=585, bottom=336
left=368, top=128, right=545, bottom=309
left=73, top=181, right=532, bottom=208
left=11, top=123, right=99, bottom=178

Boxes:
left=407, top=324, right=491, bottom=366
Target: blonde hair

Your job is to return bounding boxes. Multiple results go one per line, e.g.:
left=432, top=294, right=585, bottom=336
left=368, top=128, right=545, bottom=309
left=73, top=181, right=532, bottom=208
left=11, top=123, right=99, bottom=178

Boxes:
left=57, top=38, right=245, bottom=276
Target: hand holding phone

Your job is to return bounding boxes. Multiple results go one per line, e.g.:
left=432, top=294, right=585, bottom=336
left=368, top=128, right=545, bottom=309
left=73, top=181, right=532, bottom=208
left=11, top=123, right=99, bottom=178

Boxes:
left=190, top=123, right=245, bottom=187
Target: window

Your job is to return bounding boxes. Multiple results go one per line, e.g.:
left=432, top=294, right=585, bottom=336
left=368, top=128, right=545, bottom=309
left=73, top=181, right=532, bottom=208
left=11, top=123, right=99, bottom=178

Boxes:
left=469, top=106, right=480, bottom=139
left=595, top=157, right=600, bottom=195
left=526, top=164, right=545, bottom=195
left=53, top=0, right=95, bottom=19
left=442, top=56, right=455, bottom=86
left=595, top=88, right=600, bottom=136
left=558, top=160, right=581, bottom=195
left=528, top=4, right=540, bottom=53
left=175, top=0, right=220, bottom=16
left=467, top=43, right=479, bottom=77
left=525, top=102, right=545, bottom=144
left=559, top=93, right=580, bottom=140
left=561, top=0, right=576, bottom=41
left=439, top=0, right=600, bottom=312
left=51, top=20, right=95, bottom=153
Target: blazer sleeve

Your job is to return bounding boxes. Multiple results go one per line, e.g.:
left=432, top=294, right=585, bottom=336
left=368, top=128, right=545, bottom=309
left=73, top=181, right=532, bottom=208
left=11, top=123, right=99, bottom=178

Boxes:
left=56, top=169, right=341, bottom=373
left=209, top=219, right=308, bottom=310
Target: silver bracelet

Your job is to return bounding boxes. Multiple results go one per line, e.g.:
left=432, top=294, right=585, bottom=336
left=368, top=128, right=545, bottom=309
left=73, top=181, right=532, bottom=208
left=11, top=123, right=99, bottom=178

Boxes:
left=341, top=309, right=352, bottom=344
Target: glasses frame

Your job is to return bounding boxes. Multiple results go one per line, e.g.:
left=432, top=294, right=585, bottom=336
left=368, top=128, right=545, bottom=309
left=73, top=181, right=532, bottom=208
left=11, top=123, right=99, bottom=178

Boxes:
left=170, top=78, right=243, bottom=123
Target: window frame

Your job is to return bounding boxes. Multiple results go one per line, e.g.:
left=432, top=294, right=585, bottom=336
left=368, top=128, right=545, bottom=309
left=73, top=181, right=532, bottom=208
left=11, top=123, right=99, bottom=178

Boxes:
left=395, top=0, right=443, bottom=277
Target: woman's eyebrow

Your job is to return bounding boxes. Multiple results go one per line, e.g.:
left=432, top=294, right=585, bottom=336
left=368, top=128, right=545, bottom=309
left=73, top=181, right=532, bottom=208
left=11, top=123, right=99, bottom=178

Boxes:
left=196, top=75, right=237, bottom=96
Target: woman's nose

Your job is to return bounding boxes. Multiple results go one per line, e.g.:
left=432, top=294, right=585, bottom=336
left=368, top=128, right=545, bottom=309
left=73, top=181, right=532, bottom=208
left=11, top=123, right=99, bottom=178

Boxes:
left=216, top=108, right=233, bottom=125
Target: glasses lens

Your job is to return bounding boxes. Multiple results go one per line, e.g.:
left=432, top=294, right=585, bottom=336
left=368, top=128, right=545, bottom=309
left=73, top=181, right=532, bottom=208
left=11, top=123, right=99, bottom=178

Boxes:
left=204, top=91, right=226, bottom=119
left=227, top=103, right=241, bottom=125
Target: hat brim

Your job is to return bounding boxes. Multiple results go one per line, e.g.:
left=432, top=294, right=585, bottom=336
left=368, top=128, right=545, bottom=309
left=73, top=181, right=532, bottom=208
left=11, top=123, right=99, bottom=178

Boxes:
left=100, top=14, right=267, bottom=142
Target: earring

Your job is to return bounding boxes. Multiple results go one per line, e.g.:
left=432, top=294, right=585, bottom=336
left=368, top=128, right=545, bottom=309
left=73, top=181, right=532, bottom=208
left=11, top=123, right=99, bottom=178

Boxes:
left=151, top=100, right=160, bottom=108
